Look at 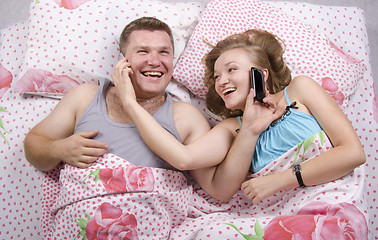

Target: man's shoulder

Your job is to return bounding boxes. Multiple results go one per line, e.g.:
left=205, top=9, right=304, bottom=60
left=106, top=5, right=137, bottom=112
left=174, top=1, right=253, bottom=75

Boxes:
left=72, top=83, right=99, bottom=92
left=64, top=83, right=99, bottom=98
left=172, top=100, right=210, bottom=128
left=172, top=100, right=202, bottom=115
left=60, top=83, right=99, bottom=107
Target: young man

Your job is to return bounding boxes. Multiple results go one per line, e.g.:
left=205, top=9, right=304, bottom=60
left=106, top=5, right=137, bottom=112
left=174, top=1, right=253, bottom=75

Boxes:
left=24, top=17, right=221, bottom=172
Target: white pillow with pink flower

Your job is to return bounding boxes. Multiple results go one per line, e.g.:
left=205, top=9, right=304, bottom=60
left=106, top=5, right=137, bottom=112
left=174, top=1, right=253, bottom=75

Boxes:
left=0, top=63, right=12, bottom=98
left=14, top=0, right=206, bottom=96
left=172, top=0, right=366, bottom=108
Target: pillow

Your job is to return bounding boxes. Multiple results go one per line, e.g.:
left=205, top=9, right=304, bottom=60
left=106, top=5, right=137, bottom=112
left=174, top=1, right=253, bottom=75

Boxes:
left=13, top=0, right=205, bottom=97
left=0, top=63, right=12, bottom=98
left=172, top=0, right=366, bottom=107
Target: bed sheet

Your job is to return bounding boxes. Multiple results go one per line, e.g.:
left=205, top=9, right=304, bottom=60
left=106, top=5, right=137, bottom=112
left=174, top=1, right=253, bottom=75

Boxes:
left=0, top=1, right=377, bottom=239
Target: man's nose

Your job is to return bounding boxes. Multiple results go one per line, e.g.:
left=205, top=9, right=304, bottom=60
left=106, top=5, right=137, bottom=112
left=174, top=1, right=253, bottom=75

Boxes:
left=148, top=52, right=160, bottom=66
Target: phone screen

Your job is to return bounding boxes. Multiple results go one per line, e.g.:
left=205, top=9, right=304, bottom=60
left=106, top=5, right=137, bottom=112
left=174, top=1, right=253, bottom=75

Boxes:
left=251, top=67, right=265, bottom=102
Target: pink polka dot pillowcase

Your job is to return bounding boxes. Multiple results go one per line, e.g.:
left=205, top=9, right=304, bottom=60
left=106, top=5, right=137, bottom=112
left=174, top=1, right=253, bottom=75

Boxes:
left=13, top=0, right=205, bottom=97
left=173, top=0, right=366, bottom=107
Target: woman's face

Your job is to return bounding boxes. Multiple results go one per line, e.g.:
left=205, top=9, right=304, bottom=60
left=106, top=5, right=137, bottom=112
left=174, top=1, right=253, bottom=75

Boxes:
left=214, top=48, right=254, bottom=111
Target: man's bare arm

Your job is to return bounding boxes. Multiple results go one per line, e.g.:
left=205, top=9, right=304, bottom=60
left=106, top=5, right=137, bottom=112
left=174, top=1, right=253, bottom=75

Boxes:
left=24, top=84, right=108, bottom=171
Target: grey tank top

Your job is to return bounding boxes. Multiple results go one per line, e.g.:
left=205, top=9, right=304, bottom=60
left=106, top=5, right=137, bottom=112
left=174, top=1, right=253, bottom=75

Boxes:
left=75, top=78, right=182, bottom=171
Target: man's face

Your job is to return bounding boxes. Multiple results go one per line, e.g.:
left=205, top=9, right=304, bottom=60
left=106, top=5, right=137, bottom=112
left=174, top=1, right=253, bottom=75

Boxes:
left=123, top=30, right=174, bottom=98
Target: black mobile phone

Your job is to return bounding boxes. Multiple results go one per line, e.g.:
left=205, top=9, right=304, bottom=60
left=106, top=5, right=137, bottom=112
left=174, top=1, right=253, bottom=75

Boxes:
left=251, top=67, right=265, bottom=102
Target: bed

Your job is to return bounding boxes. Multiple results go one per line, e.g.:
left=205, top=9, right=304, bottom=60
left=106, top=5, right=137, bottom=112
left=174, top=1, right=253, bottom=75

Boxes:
left=0, top=0, right=377, bottom=239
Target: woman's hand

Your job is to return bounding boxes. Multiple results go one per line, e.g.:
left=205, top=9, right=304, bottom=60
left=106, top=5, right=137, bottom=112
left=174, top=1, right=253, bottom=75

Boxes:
left=242, top=89, right=285, bottom=135
left=241, top=173, right=282, bottom=204
left=111, top=57, right=135, bottom=107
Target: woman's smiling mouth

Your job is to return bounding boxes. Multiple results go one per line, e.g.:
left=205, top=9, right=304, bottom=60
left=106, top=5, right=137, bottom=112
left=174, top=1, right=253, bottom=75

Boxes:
left=222, top=87, right=237, bottom=96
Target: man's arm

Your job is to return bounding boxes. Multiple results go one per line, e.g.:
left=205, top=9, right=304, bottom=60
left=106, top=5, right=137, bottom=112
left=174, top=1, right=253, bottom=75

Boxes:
left=24, top=84, right=108, bottom=171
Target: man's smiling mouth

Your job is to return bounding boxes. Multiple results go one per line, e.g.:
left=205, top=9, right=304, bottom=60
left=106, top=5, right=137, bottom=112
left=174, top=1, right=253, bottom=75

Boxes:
left=142, top=71, right=163, bottom=77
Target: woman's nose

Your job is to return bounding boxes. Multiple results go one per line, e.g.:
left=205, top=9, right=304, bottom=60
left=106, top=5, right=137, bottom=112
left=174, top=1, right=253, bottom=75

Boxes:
left=218, top=75, right=230, bottom=85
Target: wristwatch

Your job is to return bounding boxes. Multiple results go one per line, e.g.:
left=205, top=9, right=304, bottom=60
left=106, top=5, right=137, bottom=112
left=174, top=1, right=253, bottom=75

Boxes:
left=293, top=164, right=306, bottom=188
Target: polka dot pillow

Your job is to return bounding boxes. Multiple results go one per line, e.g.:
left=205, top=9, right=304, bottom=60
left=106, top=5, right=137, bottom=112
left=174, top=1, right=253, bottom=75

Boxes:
left=173, top=0, right=366, bottom=107
left=13, top=0, right=205, bottom=96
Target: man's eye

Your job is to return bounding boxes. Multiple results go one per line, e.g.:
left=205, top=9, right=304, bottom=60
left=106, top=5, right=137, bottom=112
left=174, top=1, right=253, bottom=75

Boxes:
left=161, top=50, right=172, bottom=55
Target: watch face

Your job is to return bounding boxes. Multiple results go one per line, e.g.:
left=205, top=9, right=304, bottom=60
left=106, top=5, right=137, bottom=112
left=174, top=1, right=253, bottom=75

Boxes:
left=293, top=164, right=301, bottom=172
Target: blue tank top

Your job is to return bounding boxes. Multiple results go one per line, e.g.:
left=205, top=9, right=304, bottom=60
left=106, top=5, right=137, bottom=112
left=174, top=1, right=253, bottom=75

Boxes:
left=75, top=78, right=182, bottom=171
left=239, top=88, right=322, bottom=173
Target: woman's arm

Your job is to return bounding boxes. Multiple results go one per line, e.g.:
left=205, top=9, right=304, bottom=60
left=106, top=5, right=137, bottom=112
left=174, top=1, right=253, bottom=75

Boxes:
left=112, top=59, right=232, bottom=170
left=125, top=98, right=232, bottom=170
left=241, top=76, right=366, bottom=204
left=291, top=76, right=365, bottom=183
left=192, top=90, right=286, bottom=202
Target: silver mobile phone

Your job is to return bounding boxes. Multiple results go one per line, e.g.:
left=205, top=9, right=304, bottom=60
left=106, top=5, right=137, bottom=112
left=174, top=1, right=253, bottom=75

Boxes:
left=119, top=52, right=125, bottom=60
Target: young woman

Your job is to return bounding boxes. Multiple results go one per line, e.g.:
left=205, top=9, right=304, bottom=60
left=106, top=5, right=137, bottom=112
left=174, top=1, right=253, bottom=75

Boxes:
left=113, top=29, right=365, bottom=203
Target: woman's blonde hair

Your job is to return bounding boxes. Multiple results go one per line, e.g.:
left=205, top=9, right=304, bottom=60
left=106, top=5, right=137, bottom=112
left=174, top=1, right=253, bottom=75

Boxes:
left=204, top=29, right=292, bottom=118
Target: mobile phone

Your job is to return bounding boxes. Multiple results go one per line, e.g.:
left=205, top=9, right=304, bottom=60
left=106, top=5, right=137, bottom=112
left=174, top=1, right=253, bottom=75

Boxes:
left=118, top=52, right=125, bottom=60
left=251, top=67, right=266, bottom=102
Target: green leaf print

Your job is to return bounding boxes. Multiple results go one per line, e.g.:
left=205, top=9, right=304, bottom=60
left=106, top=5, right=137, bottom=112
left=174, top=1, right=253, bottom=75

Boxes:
left=224, top=219, right=264, bottom=240
left=291, top=131, right=325, bottom=167
left=292, top=141, right=303, bottom=167
left=319, top=131, right=326, bottom=145
left=302, top=134, right=317, bottom=161
left=0, top=106, right=11, bottom=146
left=70, top=213, right=91, bottom=240
left=82, top=169, right=101, bottom=190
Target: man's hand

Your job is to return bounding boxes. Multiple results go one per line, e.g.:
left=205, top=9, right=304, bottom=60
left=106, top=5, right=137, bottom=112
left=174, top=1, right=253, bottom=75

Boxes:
left=58, top=130, right=108, bottom=168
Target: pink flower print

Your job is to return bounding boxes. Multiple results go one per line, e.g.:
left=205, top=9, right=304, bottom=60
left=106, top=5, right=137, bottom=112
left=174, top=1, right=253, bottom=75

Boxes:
left=263, top=202, right=367, bottom=240
left=298, top=202, right=368, bottom=239
left=98, top=166, right=155, bottom=194
left=321, top=77, right=345, bottom=106
left=54, top=0, right=91, bottom=9
left=86, top=202, right=139, bottom=240
left=264, top=215, right=345, bottom=239
left=99, top=167, right=128, bottom=193
left=14, top=68, right=79, bottom=94
left=0, top=63, right=12, bottom=98
left=125, top=165, right=155, bottom=192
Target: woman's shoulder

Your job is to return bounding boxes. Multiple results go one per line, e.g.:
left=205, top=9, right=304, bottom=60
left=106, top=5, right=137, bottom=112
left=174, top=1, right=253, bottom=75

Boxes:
left=287, top=75, right=322, bottom=96
left=290, top=75, right=315, bottom=85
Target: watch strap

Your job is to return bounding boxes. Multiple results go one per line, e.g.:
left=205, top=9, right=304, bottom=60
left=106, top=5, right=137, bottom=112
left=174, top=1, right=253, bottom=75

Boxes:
left=293, top=164, right=306, bottom=188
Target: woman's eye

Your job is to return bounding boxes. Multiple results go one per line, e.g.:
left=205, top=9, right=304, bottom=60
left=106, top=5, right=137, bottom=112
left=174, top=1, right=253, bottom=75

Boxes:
left=228, top=67, right=236, bottom=73
left=214, top=75, right=220, bottom=81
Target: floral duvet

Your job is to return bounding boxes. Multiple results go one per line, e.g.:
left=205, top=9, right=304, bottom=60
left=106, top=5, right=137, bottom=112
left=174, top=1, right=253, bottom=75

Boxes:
left=41, top=131, right=368, bottom=239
